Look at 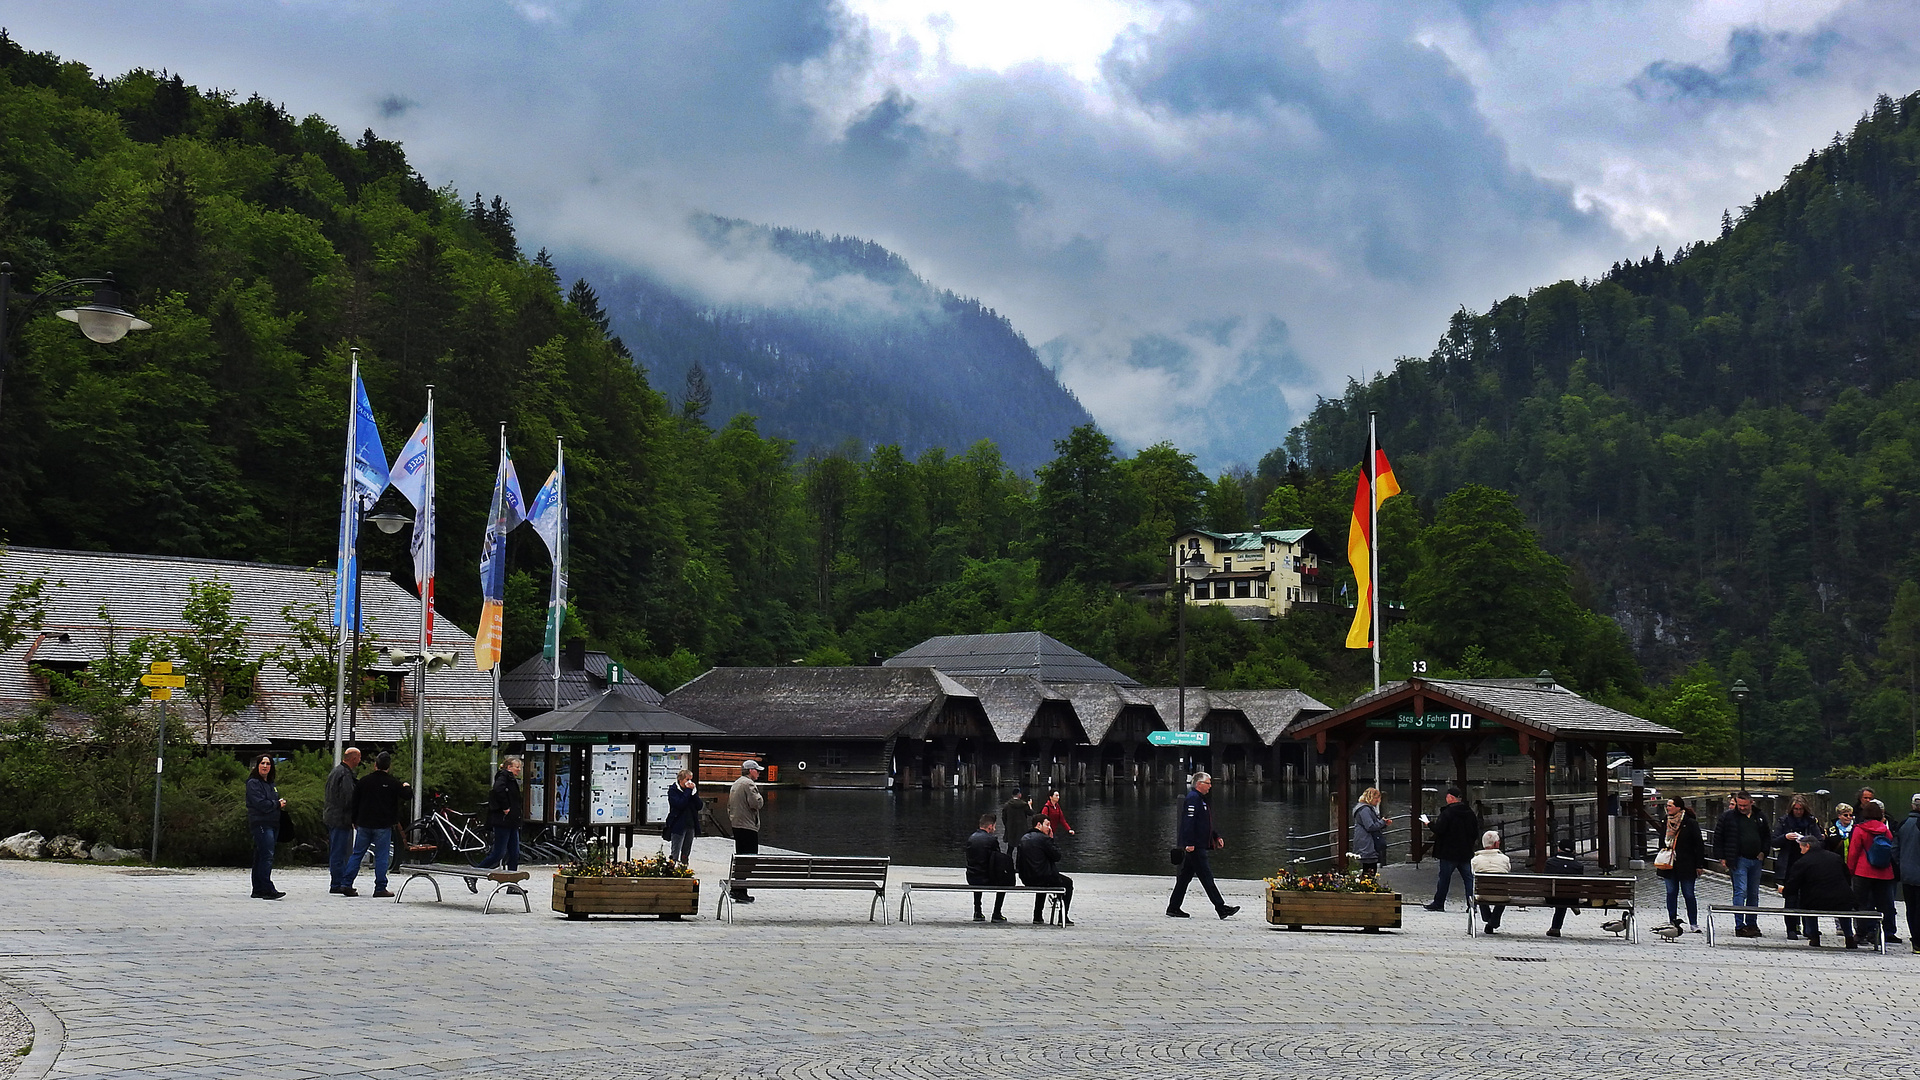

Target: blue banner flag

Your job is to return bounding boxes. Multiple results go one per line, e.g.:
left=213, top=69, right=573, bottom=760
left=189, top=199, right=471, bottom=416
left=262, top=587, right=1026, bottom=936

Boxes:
left=476, top=437, right=526, bottom=671
left=334, top=369, right=389, bottom=630
left=528, top=447, right=566, bottom=659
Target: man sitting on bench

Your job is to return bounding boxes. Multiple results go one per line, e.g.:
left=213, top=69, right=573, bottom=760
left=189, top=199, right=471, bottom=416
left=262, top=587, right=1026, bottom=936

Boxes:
left=1543, top=840, right=1583, bottom=937
left=966, top=813, right=1009, bottom=923
left=1779, top=833, right=1857, bottom=948
left=1017, top=816, right=1073, bottom=926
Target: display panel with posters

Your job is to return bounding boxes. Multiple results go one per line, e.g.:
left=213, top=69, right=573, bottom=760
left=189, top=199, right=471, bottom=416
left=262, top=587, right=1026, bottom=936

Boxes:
left=645, top=745, right=692, bottom=823
left=525, top=745, right=548, bottom=823
left=590, top=744, right=636, bottom=825
left=552, top=751, right=573, bottom=825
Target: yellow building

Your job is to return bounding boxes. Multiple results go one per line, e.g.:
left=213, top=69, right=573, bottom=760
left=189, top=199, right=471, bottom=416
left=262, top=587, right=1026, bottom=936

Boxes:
left=1169, top=528, right=1336, bottom=620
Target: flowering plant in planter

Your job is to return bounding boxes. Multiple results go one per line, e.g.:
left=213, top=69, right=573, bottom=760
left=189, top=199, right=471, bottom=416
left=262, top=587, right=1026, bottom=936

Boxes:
left=559, top=851, right=695, bottom=879
left=1264, top=867, right=1393, bottom=893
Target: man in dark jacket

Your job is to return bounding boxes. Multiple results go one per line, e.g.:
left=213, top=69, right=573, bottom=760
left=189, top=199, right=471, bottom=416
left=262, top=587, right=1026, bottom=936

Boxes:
left=477, top=756, right=523, bottom=872
left=966, top=812, right=1007, bottom=922
left=1715, top=792, right=1770, bottom=937
left=1016, top=816, right=1073, bottom=925
left=1780, top=834, right=1856, bottom=947
left=1167, top=772, right=1240, bottom=920
left=323, top=747, right=362, bottom=895
left=344, top=751, right=410, bottom=897
left=1423, top=788, right=1480, bottom=912
left=1772, top=796, right=1821, bottom=939
left=1000, top=790, right=1031, bottom=854
left=1543, top=840, right=1584, bottom=937
left=1898, top=794, right=1920, bottom=953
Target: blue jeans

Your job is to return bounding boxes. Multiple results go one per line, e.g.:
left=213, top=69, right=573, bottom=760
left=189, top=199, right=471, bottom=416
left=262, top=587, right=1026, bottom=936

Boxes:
left=348, top=827, right=392, bottom=891
left=1729, top=856, right=1761, bottom=927
left=1665, top=874, right=1698, bottom=926
left=669, top=828, right=694, bottom=865
left=479, top=823, right=520, bottom=871
left=328, top=825, right=356, bottom=889
left=250, top=824, right=278, bottom=896
left=1432, top=860, right=1473, bottom=908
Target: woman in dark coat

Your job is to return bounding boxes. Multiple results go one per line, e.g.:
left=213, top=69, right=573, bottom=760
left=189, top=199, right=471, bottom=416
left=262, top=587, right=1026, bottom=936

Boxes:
left=664, top=769, right=701, bottom=866
left=1657, top=798, right=1705, bottom=931
left=245, top=754, right=286, bottom=900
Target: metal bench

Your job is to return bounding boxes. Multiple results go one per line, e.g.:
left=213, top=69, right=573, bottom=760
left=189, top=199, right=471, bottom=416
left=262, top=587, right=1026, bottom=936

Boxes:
left=1705, top=905, right=1888, bottom=952
left=1469, top=873, right=1636, bottom=940
left=897, top=882, right=1069, bottom=925
left=717, top=855, right=890, bottom=924
left=394, top=864, right=531, bottom=914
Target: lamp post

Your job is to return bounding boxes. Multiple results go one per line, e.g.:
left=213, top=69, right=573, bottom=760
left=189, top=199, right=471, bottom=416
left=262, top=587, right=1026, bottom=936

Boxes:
left=0, top=262, right=152, bottom=418
left=1729, top=679, right=1750, bottom=793
left=1175, top=549, right=1212, bottom=777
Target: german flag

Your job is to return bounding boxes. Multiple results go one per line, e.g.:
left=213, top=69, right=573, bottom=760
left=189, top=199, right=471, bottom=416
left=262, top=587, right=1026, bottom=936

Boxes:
left=1344, top=447, right=1401, bottom=649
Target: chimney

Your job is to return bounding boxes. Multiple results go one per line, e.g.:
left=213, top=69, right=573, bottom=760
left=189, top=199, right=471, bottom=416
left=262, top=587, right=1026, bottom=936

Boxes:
left=564, top=639, right=586, bottom=672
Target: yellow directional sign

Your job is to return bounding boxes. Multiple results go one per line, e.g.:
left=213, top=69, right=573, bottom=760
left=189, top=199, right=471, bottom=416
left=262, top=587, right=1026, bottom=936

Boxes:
left=148, top=688, right=173, bottom=700
left=141, top=673, right=187, bottom=688
left=148, top=661, right=174, bottom=675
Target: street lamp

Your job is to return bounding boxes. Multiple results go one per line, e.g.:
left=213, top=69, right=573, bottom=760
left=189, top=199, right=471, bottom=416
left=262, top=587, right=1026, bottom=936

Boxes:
left=0, top=262, right=152, bottom=417
left=1175, top=549, right=1212, bottom=769
left=1729, top=679, right=1750, bottom=793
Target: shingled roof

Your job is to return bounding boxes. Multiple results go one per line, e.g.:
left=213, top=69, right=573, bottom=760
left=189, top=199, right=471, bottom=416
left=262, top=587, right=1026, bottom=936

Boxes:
left=0, top=547, right=498, bottom=744
left=1284, top=677, right=1683, bottom=744
left=663, top=666, right=989, bottom=741
left=944, top=675, right=1090, bottom=744
left=1044, top=680, right=1159, bottom=743
left=885, top=632, right=1138, bottom=685
left=1209, top=689, right=1332, bottom=743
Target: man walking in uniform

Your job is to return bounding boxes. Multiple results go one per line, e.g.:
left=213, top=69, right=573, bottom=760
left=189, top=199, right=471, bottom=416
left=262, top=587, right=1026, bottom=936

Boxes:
left=1167, top=772, right=1240, bottom=920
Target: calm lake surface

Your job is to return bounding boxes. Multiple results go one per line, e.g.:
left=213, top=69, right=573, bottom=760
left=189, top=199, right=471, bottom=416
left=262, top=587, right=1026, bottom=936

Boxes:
left=754, top=783, right=1336, bottom=879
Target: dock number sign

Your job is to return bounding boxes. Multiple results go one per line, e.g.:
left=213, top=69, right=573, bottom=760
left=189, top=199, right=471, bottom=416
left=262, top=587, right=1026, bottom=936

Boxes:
left=1366, top=711, right=1477, bottom=731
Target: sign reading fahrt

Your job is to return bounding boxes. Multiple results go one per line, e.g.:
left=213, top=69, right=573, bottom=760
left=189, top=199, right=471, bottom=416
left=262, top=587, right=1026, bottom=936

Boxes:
left=1147, top=730, right=1211, bottom=747
left=1366, top=711, right=1478, bottom=731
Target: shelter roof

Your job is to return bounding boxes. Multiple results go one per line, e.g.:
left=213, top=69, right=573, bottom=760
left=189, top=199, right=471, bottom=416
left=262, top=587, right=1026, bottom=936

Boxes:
left=515, top=690, right=720, bottom=737
left=885, top=632, right=1137, bottom=685
left=0, top=547, right=498, bottom=745
left=1285, top=677, right=1683, bottom=745
left=662, top=666, right=988, bottom=741
left=501, top=650, right=664, bottom=719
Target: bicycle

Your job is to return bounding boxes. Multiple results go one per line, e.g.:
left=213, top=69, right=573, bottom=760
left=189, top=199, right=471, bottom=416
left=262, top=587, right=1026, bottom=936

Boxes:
left=523, top=822, right=593, bottom=865
left=404, top=791, right=491, bottom=866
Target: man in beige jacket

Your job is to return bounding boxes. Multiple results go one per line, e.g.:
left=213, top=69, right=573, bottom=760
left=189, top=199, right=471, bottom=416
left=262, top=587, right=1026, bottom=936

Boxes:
left=729, top=760, right=766, bottom=902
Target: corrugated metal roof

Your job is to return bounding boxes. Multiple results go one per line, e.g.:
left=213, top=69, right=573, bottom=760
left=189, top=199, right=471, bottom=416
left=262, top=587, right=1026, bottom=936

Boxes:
left=500, top=651, right=664, bottom=719
left=0, top=547, right=501, bottom=745
left=663, top=666, right=988, bottom=741
left=516, top=691, right=720, bottom=736
left=885, top=631, right=1138, bottom=685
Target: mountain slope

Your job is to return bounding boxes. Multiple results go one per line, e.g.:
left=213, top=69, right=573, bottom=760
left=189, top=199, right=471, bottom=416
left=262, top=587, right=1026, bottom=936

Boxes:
left=564, top=218, right=1094, bottom=472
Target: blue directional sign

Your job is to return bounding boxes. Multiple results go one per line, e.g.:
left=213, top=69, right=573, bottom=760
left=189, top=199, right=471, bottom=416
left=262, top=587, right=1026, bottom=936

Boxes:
left=1148, top=730, right=1211, bottom=747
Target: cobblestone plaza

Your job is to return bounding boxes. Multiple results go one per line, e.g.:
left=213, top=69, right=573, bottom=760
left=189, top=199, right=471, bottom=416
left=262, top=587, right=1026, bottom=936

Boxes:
left=4, top=839, right=1918, bottom=1080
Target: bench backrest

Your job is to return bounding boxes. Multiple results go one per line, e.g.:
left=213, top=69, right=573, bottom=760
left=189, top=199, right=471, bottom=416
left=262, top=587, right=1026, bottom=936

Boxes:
left=1474, top=873, right=1634, bottom=903
left=730, top=855, right=889, bottom=884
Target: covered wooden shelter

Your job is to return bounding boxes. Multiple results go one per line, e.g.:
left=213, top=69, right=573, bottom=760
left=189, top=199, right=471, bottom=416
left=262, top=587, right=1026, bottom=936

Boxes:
left=1287, top=676, right=1683, bottom=871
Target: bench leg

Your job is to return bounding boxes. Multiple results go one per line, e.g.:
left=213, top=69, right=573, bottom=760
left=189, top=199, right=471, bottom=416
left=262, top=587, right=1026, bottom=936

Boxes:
left=396, top=874, right=441, bottom=904
left=717, top=881, right=732, bottom=924
left=899, top=890, right=911, bottom=924
left=1466, top=898, right=1476, bottom=937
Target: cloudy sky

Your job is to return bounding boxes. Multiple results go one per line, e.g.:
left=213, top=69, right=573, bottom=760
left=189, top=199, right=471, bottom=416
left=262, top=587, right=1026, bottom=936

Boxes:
left=10, top=1, right=1920, bottom=468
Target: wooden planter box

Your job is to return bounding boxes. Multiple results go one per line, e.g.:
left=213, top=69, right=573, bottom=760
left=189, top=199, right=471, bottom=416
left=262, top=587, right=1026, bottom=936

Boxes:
left=552, top=875, right=699, bottom=920
left=1266, top=888, right=1402, bottom=932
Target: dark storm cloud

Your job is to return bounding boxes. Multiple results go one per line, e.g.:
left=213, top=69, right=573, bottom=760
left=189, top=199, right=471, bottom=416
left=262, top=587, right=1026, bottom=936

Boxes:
left=1633, top=26, right=1843, bottom=104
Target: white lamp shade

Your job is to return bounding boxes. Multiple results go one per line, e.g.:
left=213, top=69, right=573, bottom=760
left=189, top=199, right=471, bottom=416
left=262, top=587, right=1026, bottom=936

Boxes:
left=59, top=305, right=152, bottom=344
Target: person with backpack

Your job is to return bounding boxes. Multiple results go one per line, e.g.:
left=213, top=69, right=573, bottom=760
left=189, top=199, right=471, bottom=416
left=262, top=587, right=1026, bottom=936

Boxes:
left=1899, top=794, right=1920, bottom=954
left=965, top=812, right=1010, bottom=922
left=1846, top=800, right=1899, bottom=946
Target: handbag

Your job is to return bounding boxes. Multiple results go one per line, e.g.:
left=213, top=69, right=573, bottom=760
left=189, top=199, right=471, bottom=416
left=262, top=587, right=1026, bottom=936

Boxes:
left=990, top=849, right=1017, bottom=887
left=1653, top=847, right=1676, bottom=870
left=277, top=807, right=295, bottom=838
left=1170, top=846, right=1185, bottom=867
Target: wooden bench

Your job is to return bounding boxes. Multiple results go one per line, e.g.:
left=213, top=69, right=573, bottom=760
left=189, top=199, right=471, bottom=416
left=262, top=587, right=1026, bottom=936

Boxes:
left=1705, top=905, right=1887, bottom=952
left=897, top=882, right=1069, bottom=925
left=394, top=864, right=532, bottom=914
left=1468, top=873, right=1636, bottom=940
left=717, top=855, right=890, bottom=924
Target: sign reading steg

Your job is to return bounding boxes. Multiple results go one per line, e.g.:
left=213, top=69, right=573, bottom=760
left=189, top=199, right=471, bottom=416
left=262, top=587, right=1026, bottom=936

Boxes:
left=1366, top=711, right=1477, bottom=731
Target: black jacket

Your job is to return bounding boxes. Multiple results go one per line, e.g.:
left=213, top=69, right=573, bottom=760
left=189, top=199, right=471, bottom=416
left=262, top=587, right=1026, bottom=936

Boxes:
left=1714, top=808, right=1771, bottom=862
left=1016, top=829, right=1064, bottom=885
left=1178, top=787, right=1219, bottom=851
left=1781, top=845, right=1853, bottom=911
left=966, top=828, right=1001, bottom=885
left=245, top=776, right=280, bottom=828
left=487, top=768, right=522, bottom=827
left=1001, top=796, right=1032, bottom=839
left=1430, top=800, right=1480, bottom=862
left=1657, top=812, right=1706, bottom=878
left=665, top=784, right=702, bottom=837
left=351, top=770, right=408, bottom=829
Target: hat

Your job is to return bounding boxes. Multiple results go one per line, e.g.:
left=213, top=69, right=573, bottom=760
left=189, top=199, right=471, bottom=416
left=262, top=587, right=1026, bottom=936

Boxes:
left=741, top=759, right=761, bottom=772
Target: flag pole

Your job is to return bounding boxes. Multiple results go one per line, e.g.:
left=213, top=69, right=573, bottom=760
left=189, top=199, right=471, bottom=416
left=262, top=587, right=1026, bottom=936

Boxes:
left=331, top=348, right=361, bottom=768
left=551, top=436, right=564, bottom=715
left=411, top=385, right=434, bottom=824
left=1369, top=410, right=1380, bottom=785
left=490, top=420, right=506, bottom=775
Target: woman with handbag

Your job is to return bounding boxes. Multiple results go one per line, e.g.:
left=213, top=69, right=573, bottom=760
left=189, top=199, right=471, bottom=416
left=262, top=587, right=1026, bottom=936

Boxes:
left=664, top=769, right=701, bottom=866
left=245, top=754, right=287, bottom=900
left=1657, top=798, right=1704, bottom=931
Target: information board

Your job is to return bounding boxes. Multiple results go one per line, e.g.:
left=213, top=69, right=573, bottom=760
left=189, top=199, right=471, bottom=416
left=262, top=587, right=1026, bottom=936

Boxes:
left=1365, top=711, right=1478, bottom=731
left=589, top=744, right=635, bottom=824
left=645, top=745, right=693, bottom=823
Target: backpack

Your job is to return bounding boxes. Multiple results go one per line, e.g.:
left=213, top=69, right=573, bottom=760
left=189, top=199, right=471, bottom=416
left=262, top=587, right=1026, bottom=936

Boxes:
left=1867, top=833, right=1895, bottom=870
left=989, top=849, right=1017, bottom=887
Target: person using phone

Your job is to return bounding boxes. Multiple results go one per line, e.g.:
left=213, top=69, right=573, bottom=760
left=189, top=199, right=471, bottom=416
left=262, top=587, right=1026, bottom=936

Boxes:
left=664, top=769, right=701, bottom=867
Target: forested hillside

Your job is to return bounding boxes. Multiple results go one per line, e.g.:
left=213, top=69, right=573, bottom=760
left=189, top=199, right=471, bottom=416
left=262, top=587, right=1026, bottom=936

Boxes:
left=1282, top=90, right=1920, bottom=771
left=565, top=217, right=1094, bottom=473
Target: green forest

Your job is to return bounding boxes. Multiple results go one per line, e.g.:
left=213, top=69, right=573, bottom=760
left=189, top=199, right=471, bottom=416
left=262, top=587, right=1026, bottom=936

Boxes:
left=4, top=35, right=1918, bottom=774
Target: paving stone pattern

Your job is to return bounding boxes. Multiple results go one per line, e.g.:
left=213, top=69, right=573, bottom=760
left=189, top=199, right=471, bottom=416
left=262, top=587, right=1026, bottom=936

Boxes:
left=1, top=839, right=1916, bottom=1080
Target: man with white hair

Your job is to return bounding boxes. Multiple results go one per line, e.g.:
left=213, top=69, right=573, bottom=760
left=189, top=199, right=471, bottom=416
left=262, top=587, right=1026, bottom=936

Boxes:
left=729, top=760, right=765, bottom=904
left=1899, top=793, right=1920, bottom=953
left=1166, top=772, right=1240, bottom=920
left=1470, top=830, right=1511, bottom=934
